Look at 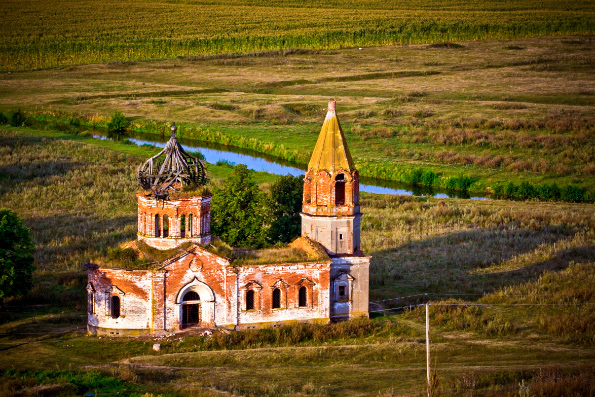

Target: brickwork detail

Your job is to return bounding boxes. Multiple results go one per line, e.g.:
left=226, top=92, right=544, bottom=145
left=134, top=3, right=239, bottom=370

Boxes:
left=137, top=194, right=211, bottom=249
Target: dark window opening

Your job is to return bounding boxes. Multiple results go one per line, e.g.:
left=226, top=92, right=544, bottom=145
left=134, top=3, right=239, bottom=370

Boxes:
left=110, top=296, right=120, bottom=319
left=88, top=292, right=94, bottom=314
left=188, top=214, right=193, bottom=237
left=339, top=233, right=343, bottom=240
left=180, top=214, right=186, bottom=238
left=272, top=288, right=281, bottom=309
left=339, top=285, right=346, bottom=298
left=335, top=174, right=345, bottom=205
left=246, top=290, right=255, bottom=310
left=155, top=214, right=160, bottom=237
left=163, top=215, right=169, bottom=237
left=184, top=291, right=200, bottom=301
left=298, top=286, right=307, bottom=307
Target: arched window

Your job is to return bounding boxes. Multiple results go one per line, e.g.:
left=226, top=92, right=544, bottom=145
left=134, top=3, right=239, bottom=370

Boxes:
left=246, top=290, right=255, bottom=310
left=180, top=214, right=186, bottom=238
left=335, top=174, right=345, bottom=205
left=272, top=288, right=281, bottom=309
left=183, top=291, right=199, bottom=301
left=188, top=214, right=193, bottom=237
left=87, top=291, right=94, bottom=314
left=298, top=286, right=307, bottom=307
left=163, top=214, right=169, bottom=237
left=110, top=296, right=120, bottom=319
left=155, top=214, right=160, bottom=237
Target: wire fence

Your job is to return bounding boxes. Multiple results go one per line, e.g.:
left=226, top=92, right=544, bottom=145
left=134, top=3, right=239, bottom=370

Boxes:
left=369, top=293, right=595, bottom=314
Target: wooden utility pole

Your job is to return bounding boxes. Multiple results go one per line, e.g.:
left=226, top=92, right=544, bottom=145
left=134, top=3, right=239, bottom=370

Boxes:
left=426, top=302, right=430, bottom=397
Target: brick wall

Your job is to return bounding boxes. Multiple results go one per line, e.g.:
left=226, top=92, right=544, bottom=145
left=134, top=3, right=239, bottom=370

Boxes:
left=137, top=194, right=212, bottom=249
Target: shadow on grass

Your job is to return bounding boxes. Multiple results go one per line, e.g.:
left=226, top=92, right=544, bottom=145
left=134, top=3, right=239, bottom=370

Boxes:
left=0, top=160, right=83, bottom=184
left=369, top=227, right=586, bottom=300
left=23, top=213, right=137, bottom=271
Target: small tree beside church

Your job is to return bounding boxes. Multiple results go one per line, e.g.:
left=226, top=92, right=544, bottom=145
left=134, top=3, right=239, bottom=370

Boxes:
left=0, top=209, right=35, bottom=309
left=211, top=164, right=272, bottom=248
left=268, top=174, right=304, bottom=244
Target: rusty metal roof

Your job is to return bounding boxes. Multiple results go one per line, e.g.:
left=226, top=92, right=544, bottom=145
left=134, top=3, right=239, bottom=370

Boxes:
left=307, top=100, right=355, bottom=173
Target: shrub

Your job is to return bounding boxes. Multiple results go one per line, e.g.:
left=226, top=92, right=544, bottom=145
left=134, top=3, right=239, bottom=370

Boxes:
left=0, top=112, right=7, bottom=125
left=538, top=183, right=561, bottom=201
left=504, top=182, right=517, bottom=199
left=446, top=175, right=474, bottom=192
left=9, top=109, right=27, bottom=127
left=405, top=168, right=423, bottom=185
left=561, top=184, right=586, bottom=203
left=517, top=181, right=536, bottom=200
left=421, top=170, right=437, bottom=187
left=492, top=184, right=504, bottom=199
left=107, top=111, right=130, bottom=139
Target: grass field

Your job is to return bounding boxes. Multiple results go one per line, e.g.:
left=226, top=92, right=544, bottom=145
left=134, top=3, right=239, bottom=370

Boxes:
left=0, top=0, right=593, bottom=71
left=1, top=2, right=595, bottom=392
left=1, top=128, right=594, bottom=395
left=2, top=35, right=594, bottom=197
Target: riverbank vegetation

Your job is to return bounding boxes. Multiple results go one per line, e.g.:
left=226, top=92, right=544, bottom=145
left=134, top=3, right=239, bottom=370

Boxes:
left=1, top=35, right=593, bottom=199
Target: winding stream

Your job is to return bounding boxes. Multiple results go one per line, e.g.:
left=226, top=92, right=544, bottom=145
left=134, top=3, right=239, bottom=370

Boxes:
left=94, top=132, right=488, bottom=200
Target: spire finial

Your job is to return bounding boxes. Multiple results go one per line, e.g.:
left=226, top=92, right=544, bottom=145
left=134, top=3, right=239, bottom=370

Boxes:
left=328, top=99, right=336, bottom=112
left=171, top=122, right=177, bottom=136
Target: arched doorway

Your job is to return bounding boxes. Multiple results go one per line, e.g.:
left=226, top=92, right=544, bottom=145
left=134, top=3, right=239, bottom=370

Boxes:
left=182, top=291, right=200, bottom=329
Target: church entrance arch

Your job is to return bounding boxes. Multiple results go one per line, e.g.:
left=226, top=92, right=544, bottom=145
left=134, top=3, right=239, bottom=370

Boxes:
left=175, top=278, right=215, bottom=329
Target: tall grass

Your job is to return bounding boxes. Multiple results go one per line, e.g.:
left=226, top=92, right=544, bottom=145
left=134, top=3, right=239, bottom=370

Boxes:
left=0, top=130, right=139, bottom=271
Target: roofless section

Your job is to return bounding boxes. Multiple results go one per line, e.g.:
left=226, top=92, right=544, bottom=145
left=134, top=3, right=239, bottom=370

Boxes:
left=137, top=124, right=208, bottom=199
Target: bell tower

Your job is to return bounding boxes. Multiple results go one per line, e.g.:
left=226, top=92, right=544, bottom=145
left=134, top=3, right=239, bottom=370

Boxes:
left=301, top=100, right=361, bottom=256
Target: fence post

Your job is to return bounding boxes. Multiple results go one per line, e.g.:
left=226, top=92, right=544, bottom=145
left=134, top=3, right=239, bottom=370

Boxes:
left=426, top=302, right=430, bottom=397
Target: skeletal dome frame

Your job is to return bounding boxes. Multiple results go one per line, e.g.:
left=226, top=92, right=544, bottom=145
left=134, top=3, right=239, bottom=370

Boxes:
left=136, top=124, right=208, bottom=199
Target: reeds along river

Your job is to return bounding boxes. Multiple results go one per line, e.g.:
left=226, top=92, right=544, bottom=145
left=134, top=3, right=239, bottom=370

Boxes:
left=94, top=132, right=488, bottom=200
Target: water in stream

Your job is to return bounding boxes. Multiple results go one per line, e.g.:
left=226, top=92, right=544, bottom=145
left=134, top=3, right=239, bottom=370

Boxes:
left=94, top=132, right=488, bottom=200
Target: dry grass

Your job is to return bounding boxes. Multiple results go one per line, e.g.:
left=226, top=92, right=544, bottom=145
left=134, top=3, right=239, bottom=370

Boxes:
left=362, top=194, right=595, bottom=299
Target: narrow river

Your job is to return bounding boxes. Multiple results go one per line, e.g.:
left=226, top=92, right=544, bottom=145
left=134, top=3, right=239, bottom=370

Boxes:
left=94, top=133, right=488, bottom=200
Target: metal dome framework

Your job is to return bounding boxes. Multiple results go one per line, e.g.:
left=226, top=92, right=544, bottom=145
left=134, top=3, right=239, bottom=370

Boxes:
left=136, top=125, right=208, bottom=199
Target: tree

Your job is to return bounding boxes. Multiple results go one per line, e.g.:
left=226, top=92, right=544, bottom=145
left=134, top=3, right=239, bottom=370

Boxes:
left=107, top=111, right=130, bottom=140
left=268, top=174, right=303, bottom=244
left=0, top=209, right=35, bottom=308
left=211, top=165, right=271, bottom=248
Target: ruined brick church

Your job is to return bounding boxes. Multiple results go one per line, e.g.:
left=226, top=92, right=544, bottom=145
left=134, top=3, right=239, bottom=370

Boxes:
left=87, top=100, right=370, bottom=336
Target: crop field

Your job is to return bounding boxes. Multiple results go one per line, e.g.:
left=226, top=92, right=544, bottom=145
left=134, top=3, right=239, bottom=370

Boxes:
left=1, top=128, right=594, bottom=395
left=0, top=0, right=594, bottom=71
